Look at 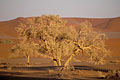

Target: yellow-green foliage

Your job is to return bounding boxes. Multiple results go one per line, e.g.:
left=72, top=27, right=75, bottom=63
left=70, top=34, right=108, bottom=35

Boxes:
left=10, top=41, right=38, bottom=57
left=76, top=21, right=110, bottom=64
left=12, top=14, right=110, bottom=66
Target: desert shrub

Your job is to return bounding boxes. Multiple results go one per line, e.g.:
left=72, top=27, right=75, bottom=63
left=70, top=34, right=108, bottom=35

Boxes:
left=105, top=70, right=120, bottom=79
left=0, top=39, right=14, bottom=44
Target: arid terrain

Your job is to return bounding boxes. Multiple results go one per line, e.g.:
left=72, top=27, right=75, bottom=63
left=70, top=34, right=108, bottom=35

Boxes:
left=0, top=17, right=120, bottom=80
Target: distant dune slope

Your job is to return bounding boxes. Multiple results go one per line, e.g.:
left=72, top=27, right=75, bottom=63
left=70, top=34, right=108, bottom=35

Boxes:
left=105, top=38, right=120, bottom=56
left=63, top=18, right=110, bottom=26
left=93, top=17, right=120, bottom=32
left=0, top=19, right=18, bottom=38
left=63, top=17, right=120, bottom=32
left=0, top=17, right=120, bottom=58
left=0, top=17, right=120, bottom=38
left=0, top=43, right=13, bottom=58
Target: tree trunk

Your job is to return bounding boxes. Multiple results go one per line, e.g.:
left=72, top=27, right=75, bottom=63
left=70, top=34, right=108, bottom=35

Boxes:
left=27, top=55, right=30, bottom=65
left=53, top=59, right=58, bottom=66
left=64, top=54, right=75, bottom=67
left=58, top=58, right=61, bottom=66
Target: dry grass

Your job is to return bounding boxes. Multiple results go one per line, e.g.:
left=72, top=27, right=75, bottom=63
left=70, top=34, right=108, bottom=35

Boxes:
left=104, top=70, right=120, bottom=79
left=109, top=60, right=120, bottom=64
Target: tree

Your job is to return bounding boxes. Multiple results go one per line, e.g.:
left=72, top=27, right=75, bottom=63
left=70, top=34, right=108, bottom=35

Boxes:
left=10, top=41, right=38, bottom=65
left=12, top=14, right=110, bottom=69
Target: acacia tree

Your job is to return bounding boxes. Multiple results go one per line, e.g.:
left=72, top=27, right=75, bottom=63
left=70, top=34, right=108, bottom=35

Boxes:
left=13, top=14, right=109, bottom=68
left=10, top=41, right=38, bottom=65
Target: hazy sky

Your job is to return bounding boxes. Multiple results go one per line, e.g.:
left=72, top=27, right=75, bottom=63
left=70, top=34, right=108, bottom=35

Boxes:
left=0, top=0, right=120, bottom=21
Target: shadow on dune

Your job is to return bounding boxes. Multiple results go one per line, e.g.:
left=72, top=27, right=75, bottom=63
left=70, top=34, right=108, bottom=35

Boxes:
left=87, top=76, right=120, bottom=80
left=0, top=75, right=90, bottom=80
left=74, top=65, right=109, bottom=72
left=0, top=75, right=59, bottom=80
left=0, top=66, right=57, bottom=71
left=0, top=65, right=111, bottom=80
left=0, top=65, right=109, bottom=72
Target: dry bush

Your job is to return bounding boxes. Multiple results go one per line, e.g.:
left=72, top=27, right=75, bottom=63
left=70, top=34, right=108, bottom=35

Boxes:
left=105, top=70, right=120, bottom=79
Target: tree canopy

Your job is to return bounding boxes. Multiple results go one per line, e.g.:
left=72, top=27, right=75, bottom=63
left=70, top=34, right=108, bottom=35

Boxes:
left=10, top=14, right=110, bottom=67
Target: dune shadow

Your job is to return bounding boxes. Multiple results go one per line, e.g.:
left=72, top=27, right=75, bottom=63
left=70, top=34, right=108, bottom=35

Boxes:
left=0, top=65, right=109, bottom=72
left=85, top=77, right=105, bottom=80
left=0, top=71, right=23, bottom=75
left=74, top=65, right=109, bottom=72
left=86, top=76, right=120, bottom=80
left=0, top=75, right=60, bottom=80
left=0, top=75, right=90, bottom=80
left=0, top=66, right=57, bottom=71
left=0, top=65, right=111, bottom=80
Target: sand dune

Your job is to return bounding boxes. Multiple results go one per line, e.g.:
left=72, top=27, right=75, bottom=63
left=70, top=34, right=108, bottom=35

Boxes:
left=63, top=17, right=110, bottom=26
left=0, top=19, right=19, bottom=37
left=105, top=38, right=120, bottom=56
left=0, top=17, right=120, bottom=38
left=0, top=39, right=19, bottom=58
left=0, top=17, right=120, bottom=58
left=94, top=17, right=120, bottom=32
left=63, top=17, right=120, bottom=32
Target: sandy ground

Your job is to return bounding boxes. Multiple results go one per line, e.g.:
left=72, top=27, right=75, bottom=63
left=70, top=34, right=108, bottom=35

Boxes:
left=0, top=57, right=120, bottom=80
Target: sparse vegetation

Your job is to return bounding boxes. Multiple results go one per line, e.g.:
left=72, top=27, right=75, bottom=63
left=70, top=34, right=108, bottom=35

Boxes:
left=10, top=41, right=39, bottom=65
left=105, top=70, right=120, bottom=79
left=0, top=39, right=14, bottom=44
left=109, top=60, right=120, bottom=64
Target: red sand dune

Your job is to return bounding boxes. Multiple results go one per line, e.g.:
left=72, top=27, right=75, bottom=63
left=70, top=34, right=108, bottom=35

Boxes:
left=105, top=38, right=120, bottom=56
left=63, top=17, right=120, bottom=32
left=0, top=19, right=18, bottom=37
left=0, top=17, right=120, bottom=58
left=0, top=17, right=120, bottom=37
left=94, top=17, right=120, bottom=32
left=62, top=17, right=110, bottom=26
